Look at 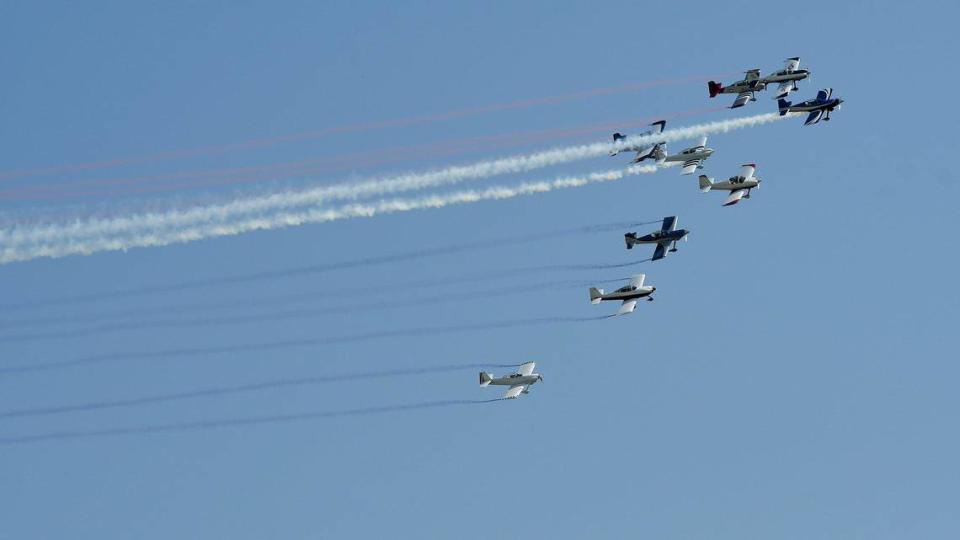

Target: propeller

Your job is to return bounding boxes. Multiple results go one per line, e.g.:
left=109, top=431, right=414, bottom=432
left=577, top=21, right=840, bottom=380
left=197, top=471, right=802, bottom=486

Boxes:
left=537, top=374, right=544, bottom=382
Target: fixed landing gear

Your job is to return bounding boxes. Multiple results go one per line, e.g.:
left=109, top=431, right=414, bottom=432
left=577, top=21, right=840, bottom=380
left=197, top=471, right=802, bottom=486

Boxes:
left=646, top=297, right=654, bottom=302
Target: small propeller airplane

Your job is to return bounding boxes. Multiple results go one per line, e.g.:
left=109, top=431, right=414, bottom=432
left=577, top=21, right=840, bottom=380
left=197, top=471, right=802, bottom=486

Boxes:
left=778, top=88, right=843, bottom=126
left=610, top=120, right=667, bottom=163
left=708, top=69, right=764, bottom=109
left=479, top=362, right=542, bottom=399
left=624, top=216, right=689, bottom=260
left=589, top=274, right=656, bottom=315
left=759, top=57, right=810, bottom=99
left=653, top=136, right=715, bottom=174
left=698, top=164, right=762, bottom=206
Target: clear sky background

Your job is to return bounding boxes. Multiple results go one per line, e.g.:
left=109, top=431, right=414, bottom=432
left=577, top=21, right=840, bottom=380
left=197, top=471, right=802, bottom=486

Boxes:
left=1, top=1, right=959, bottom=538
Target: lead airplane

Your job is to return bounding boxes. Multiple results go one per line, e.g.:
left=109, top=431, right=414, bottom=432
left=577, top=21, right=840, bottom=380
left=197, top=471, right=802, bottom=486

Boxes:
left=778, top=88, right=843, bottom=125
left=653, top=136, right=714, bottom=174
left=708, top=69, right=764, bottom=108
left=610, top=120, right=667, bottom=163
left=589, top=274, right=656, bottom=315
left=479, top=362, right=542, bottom=399
left=698, top=164, right=762, bottom=206
left=759, top=57, right=810, bottom=99
left=624, top=216, right=689, bottom=260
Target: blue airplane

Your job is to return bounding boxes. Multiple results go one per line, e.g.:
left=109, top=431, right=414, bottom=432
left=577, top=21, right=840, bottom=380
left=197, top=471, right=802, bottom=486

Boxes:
left=624, top=216, right=689, bottom=260
left=778, top=88, right=844, bottom=126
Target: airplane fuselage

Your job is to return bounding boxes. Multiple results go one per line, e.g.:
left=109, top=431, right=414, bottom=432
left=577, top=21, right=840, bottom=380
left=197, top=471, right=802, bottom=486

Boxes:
left=598, top=285, right=655, bottom=302
left=710, top=174, right=761, bottom=192
left=630, top=229, right=689, bottom=245
left=665, top=147, right=714, bottom=162
left=488, top=374, right=541, bottom=387
left=762, top=69, right=810, bottom=84
left=785, top=97, right=843, bottom=113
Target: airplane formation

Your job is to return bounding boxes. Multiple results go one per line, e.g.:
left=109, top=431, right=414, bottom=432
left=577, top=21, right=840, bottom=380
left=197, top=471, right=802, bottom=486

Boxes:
left=484, top=57, right=843, bottom=400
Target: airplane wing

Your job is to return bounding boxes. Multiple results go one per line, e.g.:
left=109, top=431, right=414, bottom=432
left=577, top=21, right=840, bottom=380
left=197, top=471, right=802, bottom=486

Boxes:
left=773, top=81, right=795, bottom=99
left=695, top=135, right=708, bottom=148
left=815, top=89, right=830, bottom=101
left=617, top=299, right=639, bottom=315
left=804, top=110, right=824, bottom=126
left=784, top=57, right=801, bottom=72
left=518, top=362, right=536, bottom=376
left=730, top=91, right=752, bottom=109
left=723, top=189, right=747, bottom=206
left=825, top=87, right=833, bottom=99
left=652, top=243, right=668, bottom=261
left=649, top=120, right=666, bottom=135
left=629, top=274, right=646, bottom=288
left=739, top=164, right=756, bottom=181
left=504, top=385, right=525, bottom=399
left=681, top=158, right=702, bottom=175
left=660, top=216, right=677, bottom=232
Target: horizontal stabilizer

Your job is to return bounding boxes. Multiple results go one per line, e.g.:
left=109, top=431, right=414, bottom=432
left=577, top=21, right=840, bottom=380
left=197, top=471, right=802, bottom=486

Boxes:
left=698, top=175, right=713, bottom=193
left=589, top=287, right=604, bottom=304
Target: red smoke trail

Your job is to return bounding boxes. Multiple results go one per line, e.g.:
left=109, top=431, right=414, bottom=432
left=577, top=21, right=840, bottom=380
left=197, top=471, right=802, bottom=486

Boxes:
left=0, top=106, right=725, bottom=202
left=0, top=73, right=735, bottom=183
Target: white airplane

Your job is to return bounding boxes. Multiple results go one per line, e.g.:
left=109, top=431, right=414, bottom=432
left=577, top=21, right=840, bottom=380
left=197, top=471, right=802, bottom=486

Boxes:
left=760, top=57, right=810, bottom=99
left=708, top=69, right=764, bottom=108
left=479, top=362, right=542, bottom=399
left=610, top=120, right=667, bottom=163
left=589, top=274, right=655, bottom=315
left=653, top=136, right=715, bottom=174
left=698, top=164, right=762, bottom=206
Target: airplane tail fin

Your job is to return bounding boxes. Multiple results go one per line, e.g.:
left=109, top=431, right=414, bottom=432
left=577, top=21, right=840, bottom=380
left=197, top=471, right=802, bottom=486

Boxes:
left=610, top=132, right=626, bottom=156
left=624, top=232, right=637, bottom=249
left=698, top=175, right=713, bottom=193
left=777, top=98, right=791, bottom=115
left=479, top=372, right=493, bottom=387
left=589, top=287, right=605, bottom=304
left=708, top=81, right=723, bottom=98
left=652, top=142, right=667, bottom=164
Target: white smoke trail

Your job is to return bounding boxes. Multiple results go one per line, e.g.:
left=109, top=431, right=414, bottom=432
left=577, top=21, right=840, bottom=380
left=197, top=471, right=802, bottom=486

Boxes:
left=0, top=165, right=662, bottom=264
left=1, top=113, right=790, bottom=248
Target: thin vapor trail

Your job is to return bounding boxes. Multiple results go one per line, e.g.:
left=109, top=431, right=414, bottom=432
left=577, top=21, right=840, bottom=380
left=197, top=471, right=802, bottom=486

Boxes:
left=0, top=164, right=665, bottom=264
left=0, top=399, right=507, bottom=445
left=1, top=112, right=789, bottom=257
left=0, top=73, right=732, bottom=183
left=2, top=219, right=656, bottom=312
left=0, top=278, right=616, bottom=341
left=0, top=363, right=519, bottom=420
left=1, top=315, right=610, bottom=375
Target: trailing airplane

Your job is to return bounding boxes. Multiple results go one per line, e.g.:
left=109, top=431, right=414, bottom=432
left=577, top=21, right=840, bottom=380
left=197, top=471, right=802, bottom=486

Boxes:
left=479, top=362, right=542, bottom=399
left=760, top=57, right=810, bottom=99
left=624, top=216, right=689, bottom=260
left=589, top=274, right=655, bottom=315
left=610, top=120, right=667, bottom=163
left=778, top=88, right=843, bottom=126
left=698, top=164, right=762, bottom=206
left=707, top=69, right=764, bottom=109
left=653, top=136, right=714, bottom=174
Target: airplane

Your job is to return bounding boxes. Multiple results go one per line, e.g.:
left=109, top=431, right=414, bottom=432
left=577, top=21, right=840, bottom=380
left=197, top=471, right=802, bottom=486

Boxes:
left=698, top=164, right=762, bottom=206
left=624, top=216, right=689, bottom=260
left=778, top=88, right=843, bottom=126
left=653, top=136, right=715, bottom=174
left=707, top=69, right=765, bottom=108
left=759, top=57, right=810, bottom=99
left=589, top=274, right=655, bottom=315
left=610, top=120, right=667, bottom=163
left=479, top=361, right=542, bottom=399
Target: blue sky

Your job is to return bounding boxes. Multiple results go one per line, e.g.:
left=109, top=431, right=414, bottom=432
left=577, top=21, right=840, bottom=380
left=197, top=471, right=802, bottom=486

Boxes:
left=1, top=1, right=958, bottom=538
